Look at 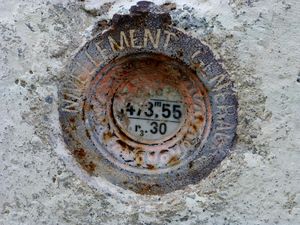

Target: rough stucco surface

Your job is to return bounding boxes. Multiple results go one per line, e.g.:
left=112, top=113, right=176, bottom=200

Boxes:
left=0, top=0, right=299, bottom=224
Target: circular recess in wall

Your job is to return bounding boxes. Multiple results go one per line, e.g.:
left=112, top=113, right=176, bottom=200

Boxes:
left=58, top=1, right=237, bottom=194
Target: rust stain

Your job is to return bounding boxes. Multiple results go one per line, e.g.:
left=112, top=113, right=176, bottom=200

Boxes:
left=134, top=148, right=144, bottom=166
left=117, top=140, right=134, bottom=151
left=73, top=148, right=87, bottom=160
left=167, top=155, right=180, bottom=166
left=160, top=149, right=169, bottom=154
left=191, top=63, right=202, bottom=70
left=195, top=114, right=204, bottom=122
left=70, top=123, right=77, bottom=131
left=146, top=164, right=156, bottom=170
left=103, top=131, right=113, bottom=144
left=193, top=114, right=205, bottom=131
left=191, top=124, right=198, bottom=133
left=136, top=184, right=161, bottom=195
left=100, top=117, right=108, bottom=125
left=73, top=148, right=96, bottom=174
left=84, top=103, right=93, bottom=111
left=85, top=129, right=91, bottom=139
left=136, top=185, right=152, bottom=195
left=84, top=161, right=96, bottom=174
left=73, top=148, right=98, bottom=175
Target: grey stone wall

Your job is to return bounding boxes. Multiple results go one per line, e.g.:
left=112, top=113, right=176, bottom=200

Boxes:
left=0, top=0, right=299, bottom=224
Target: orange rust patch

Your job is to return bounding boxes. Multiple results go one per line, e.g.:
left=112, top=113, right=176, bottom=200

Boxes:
left=160, top=149, right=169, bottom=154
left=192, top=124, right=198, bottom=132
left=136, top=185, right=152, bottom=195
left=84, top=161, right=96, bottom=174
left=103, top=131, right=113, bottom=143
left=117, top=140, right=134, bottom=151
left=73, top=148, right=86, bottom=160
left=194, top=114, right=205, bottom=130
left=134, top=148, right=144, bottom=166
left=136, top=184, right=161, bottom=195
left=167, top=155, right=180, bottom=166
left=135, top=156, right=144, bottom=165
left=146, top=164, right=156, bottom=170
left=191, top=63, right=202, bottom=70
left=84, top=103, right=93, bottom=111
left=196, top=114, right=204, bottom=122
left=100, top=117, right=108, bottom=125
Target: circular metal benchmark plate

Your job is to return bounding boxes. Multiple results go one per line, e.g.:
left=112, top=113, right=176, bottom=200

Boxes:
left=58, top=2, right=237, bottom=194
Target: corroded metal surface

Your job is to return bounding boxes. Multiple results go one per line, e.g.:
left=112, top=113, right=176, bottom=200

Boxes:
left=58, top=1, right=237, bottom=194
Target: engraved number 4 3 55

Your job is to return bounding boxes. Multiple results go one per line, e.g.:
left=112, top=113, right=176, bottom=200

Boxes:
left=126, top=101, right=182, bottom=120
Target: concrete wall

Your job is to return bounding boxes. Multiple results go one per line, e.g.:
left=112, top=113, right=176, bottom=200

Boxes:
left=0, top=0, right=299, bottom=224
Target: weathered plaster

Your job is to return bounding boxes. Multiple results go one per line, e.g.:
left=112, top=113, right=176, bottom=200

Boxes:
left=0, top=0, right=299, bottom=224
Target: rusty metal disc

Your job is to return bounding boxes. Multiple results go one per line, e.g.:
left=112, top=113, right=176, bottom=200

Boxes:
left=58, top=1, right=237, bottom=194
